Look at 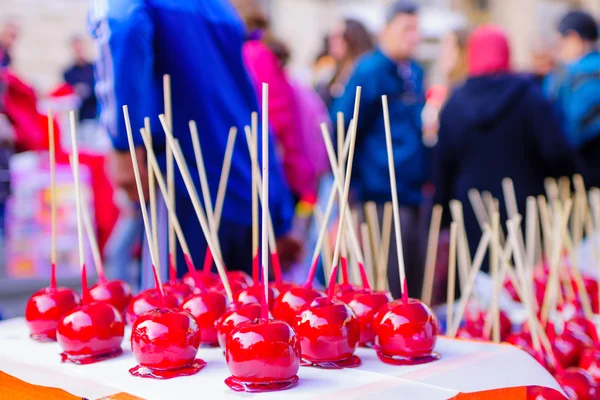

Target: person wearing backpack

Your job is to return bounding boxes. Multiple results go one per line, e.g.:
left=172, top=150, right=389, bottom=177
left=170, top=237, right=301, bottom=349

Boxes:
left=547, top=10, right=600, bottom=186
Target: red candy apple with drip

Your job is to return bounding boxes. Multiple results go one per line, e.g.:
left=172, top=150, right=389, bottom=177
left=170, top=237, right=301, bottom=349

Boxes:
left=126, top=289, right=181, bottom=325
left=224, top=87, right=301, bottom=392
left=143, top=122, right=234, bottom=350
left=162, top=255, right=194, bottom=304
left=580, top=347, right=600, bottom=384
left=127, top=112, right=208, bottom=379
left=56, top=113, right=124, bottom=364
left=25, top=112, right=79, bottom=342
left=294, top=113, right=362, bottom=369
left=375, top=98, right=439, bottom=365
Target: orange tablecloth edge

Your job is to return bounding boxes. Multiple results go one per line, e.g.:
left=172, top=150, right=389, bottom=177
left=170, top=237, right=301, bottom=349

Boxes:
left=1, top=369, right=564, bottom=400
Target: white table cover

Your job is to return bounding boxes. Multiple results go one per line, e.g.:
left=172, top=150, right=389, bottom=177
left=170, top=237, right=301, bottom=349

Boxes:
left=0, top=318, right=564, bottom=399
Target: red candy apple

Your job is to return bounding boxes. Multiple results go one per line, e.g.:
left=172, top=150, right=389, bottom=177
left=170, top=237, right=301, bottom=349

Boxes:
left=183, top=271, right=218, bottom=289
left=334, top=283, right=362, bottom=304
left=215, top=302, right=263, bottom=349
left=182, top=290, right=228, bottom=347
left=162, top=281, right=194, bottom=305
left=227, top=271, right=253, bottom=288
left=129, top=308, right=205, bottom=378
left=270, top=282, right=296, bottom=302
left=211, top=280, right=246, bottom=298
left=90, top=280, right=132, bottom=315
left=272, top=286, right=325, bottom=326
left=236, top=284, right=276, bottom=310
left=126, top=289, right=180, bottom=325
left=375, top=298, right=440, bottom=365
left=57, top=301, right=124, bottom=364
left=225, top=318, right=301, bottom=392
left=25, top=287, right=80, bottom=342
left=556, top=367, right=599, bottom=400
left=464, top=310, right=512, bottom=341
left=580, top=348, right=600, bottom=384
left=347, top=290, right=392, bottom=346
left=294, top=297, right=361, bottom=368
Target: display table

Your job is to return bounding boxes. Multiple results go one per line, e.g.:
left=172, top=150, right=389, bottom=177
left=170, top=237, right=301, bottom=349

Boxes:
left=0, top=318, right=565, bottom=399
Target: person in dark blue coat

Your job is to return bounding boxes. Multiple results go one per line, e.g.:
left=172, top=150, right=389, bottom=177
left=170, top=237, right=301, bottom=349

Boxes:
left=330, top=0, right=428, bottom=299
left=87, top=0, right=295, bottom=279
left=432, top=25, right=580, bottom=268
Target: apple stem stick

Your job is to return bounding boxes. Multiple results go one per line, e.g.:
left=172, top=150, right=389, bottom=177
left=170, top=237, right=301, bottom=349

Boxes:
left=446, top=222, right=458, bottom=335
left=140, top=128, right=203, bottom=285
left=80, top=189, right=106, bottom=284
left=377, top=203, right=393, bottom=291
left=69, top=111, right=90, bottom=303
left=123, top=107, right=164, bottom=306
left=48, top=109, right=57, bottom=289
left=160, top=115, right=234, bottom=302
left=320, top=123, right=369, bottom=289
left=501, top=178, right=519, bottom=219
left=449, top=226, right=492, bottom=337
left=365, top=202, right=381, bottom=279
left=327, top=102, right=359, bottom=299
left=422, top=204, right=443, bottom=304
left=143, top=118, right=163, bottom=282
left=260, top=84, right=270, bottom=319
left=449, top=200, right=472, bottom=300
left=163, top=75, right=177, bottom=277
left=360, top=223, right=375, bottom=287
left=382, top=95, right=409, bottom=303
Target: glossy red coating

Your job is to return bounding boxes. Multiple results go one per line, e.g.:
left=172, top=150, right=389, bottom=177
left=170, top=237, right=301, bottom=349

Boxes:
left=215, top=302, right=263, bottom=349
left=463, top=310, right=512, bottom=341
left=375, top=298, right=439, bottom=361
left=130, top=308, right=202, bottom=375
left=183, top=271, right=218, bottom=289
left=565, top=316, right=598, bottom=343
left=272, top=286, right=325, bottom=326
left=334, top=284, right=362, bottom=304
left=580, top=347, right=600, bottom=384
left=236, top=284, right=277, bottom=310
left=163, top=281, right=194, bottom=305
left=211, top=280, right=246, bottom=298
left=554, top=330, right=593, bottom=369
left=125, top=289, right=180, bottom=326
left=527, top=386, right=570, bottom=400
left=90, top=280, right=132, bottom=315
left=227, top=271, right=253, bottom=287
left=556, top=367, right=599, bottom=400
left=225, top=318, right=300, bottom=392
left=25, top=287, right=80, bottom=342
left=294, top=297, right=360, bottom=364
left=270, top=282, right=296, bottom=303
left=130, top=359, right=207, bottom=379
left=57, top=301, right=124, bottom=364
left=182, top=291, right=228, bottom=346
left=347, top=290, right=392, bottom=346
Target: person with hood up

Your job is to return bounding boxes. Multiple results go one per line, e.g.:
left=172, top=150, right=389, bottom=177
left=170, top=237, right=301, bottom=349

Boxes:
left=432, top=25, right=581, bottom=266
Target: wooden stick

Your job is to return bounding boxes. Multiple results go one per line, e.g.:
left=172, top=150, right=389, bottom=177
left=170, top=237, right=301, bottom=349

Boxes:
left=449, top=227, right=492, bottom=337
left=559, top=176, right=571, bottom=205
left=449, top=200, right=471, bottom=295
left=140, top=128, right=196, bottom=275
left=320, top=123, right=368, bottom=287
left=382, top=95, right=409, bottom=301
left=250, top=114, right=259, bottom=279
left=69, top=111, right=90, bottom=301
left=48, top=109, right=58, bottom=289
left=378, top=202, right=393, bottom=291
left=163, top=75, right=176, bottom=273
left=123, top=107, right=164, bottom=303
left=313, top=204, right=333, bottom=286
left=490, top=211, right=500, bottom=343
left=144, top=118, right=160, bottom=276
left=422, top=204, right=443, bottom=304
left=502, top=177, right=519, bottom=219
left=79, top=189, right=105, bottom=283
left=360, top=223, right=374, bottom=288
left=327, top=104, right=359, bottom=298
left=544, top=177, right=559, bottom=204
left=213, top=127, right=238, bottom=225
left=365, top=201, right=382, bottom=277
left=446, top=222, right=458, bottom=335
left=243, top=125, right=282, bottom=283
left=159, top=114, right=233, bottom=302
left=260, top=83, right=270, bottom=319
left=537, top=195, right=552, bottom=264
left=468, top=189, right=491, bottom=231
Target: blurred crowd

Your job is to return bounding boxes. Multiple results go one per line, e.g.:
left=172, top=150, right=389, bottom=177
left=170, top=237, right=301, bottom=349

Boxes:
left=0, top=0, right=599, bottom=301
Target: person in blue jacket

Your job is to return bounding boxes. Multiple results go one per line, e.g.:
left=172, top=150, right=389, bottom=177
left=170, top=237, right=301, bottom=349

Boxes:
left=546, top=10, right=600, bottom=187
left=433, top=26, right=581, bottom=269
left=330, top=0, right=428, bottom=299
left=88, top=0, right=295, bottom=279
